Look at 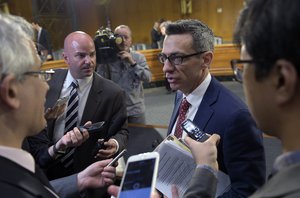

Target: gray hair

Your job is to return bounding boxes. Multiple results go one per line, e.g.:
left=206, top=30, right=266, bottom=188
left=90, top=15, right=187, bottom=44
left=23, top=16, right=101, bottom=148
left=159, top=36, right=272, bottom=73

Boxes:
left=114, top=25, right=132, bottom=36
left=160, top=20, right=171, bottom=29
left=165, top=19, right=214, bottom=52
left=0, top=12, right=36, bottom=80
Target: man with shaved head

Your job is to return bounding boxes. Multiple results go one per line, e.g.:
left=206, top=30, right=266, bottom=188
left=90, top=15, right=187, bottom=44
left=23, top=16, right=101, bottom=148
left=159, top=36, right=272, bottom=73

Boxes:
left=28, top=31, right=128, bottom=190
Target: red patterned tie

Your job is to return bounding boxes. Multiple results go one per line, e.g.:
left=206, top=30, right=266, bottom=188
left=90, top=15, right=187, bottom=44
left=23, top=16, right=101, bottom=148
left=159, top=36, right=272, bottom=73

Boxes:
left=174, top=98, right=190, bottom=138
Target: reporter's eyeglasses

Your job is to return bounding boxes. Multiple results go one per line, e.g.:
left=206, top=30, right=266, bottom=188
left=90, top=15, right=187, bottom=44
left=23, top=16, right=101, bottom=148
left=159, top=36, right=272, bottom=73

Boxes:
left=24, top=69, right=55, bottom=82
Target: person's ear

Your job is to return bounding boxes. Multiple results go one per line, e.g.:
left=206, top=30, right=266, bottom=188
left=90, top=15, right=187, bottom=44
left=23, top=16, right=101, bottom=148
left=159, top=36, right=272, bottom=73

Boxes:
left=62, top=52, right=69, bottom=65
left=201, top=51, right=213, bottom=68
left=273, top=59, right=298, bottom=105
left=0, top=74, right=20, bottom=109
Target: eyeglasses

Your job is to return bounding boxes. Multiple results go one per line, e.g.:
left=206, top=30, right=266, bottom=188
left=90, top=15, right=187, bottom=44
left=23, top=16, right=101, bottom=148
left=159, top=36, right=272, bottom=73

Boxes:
left=158, top=51, right=206, bottom=65
left=24, top=69, right=55, bottom=82
left=231, top=59, right=258, bottom=83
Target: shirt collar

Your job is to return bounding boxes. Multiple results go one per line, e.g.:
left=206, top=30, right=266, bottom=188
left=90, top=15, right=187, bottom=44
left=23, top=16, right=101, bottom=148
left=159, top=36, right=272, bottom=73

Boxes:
left=0, top=145, right=35, bottom=173
left=66, top=70, right=93, bottom=91
left=184, top=73, right=212, bottom=107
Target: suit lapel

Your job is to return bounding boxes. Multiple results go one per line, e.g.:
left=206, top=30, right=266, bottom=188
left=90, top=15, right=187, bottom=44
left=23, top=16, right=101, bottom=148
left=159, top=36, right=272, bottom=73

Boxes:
left=46, top=69, right=67, bottom=140
left=167, top=77, right=220, bottom=134
left=81, top=73, right=103, bottom=124
left=193, top=77, right=219, bottom=131
left=45, top=69, right=67, bottom=109
left=167, top=92, right=182, bottom=134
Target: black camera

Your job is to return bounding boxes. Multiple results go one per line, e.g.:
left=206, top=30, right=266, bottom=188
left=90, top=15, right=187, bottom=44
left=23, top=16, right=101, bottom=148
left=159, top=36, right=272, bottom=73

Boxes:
left=94, top=27, right=124, bottom=64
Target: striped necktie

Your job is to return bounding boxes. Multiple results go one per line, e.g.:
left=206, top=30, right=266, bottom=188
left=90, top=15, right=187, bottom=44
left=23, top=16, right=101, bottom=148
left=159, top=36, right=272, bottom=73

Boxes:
left=65, top=81, right=79, bottom=133
left=60, top=81, right=79, bottom=169
left=174, top=98, right=190, bottom=138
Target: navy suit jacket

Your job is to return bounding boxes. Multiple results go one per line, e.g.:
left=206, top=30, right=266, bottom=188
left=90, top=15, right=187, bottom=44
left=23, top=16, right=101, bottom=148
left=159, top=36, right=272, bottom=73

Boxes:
left=27, top=69, right=129, bottom=180
left=168, top=77, right=266, bottom=198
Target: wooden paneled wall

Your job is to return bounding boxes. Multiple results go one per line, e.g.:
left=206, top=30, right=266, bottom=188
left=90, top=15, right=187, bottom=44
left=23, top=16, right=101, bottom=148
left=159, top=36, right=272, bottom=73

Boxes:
left=5, top=0, right=244, bottom=50
left=42, top=44, right=240, bottom=82
left=77, top=0, right=244, bottom=46
left=4, top=0, right=32, bottom=21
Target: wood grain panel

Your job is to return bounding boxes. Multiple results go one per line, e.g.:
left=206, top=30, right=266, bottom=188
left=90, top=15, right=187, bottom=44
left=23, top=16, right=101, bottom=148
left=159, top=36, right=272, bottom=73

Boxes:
left=75, top=0, right=243, bottom=45
left=7, top=0, right=244, bottom=50
left=211, top=44, right=240, bottom=76
left=41, top=44, right=240, bottom=81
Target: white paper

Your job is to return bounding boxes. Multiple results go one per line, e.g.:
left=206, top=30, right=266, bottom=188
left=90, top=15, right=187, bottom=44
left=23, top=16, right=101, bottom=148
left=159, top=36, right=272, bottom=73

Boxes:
left=155, top=136, right=231, bottom=197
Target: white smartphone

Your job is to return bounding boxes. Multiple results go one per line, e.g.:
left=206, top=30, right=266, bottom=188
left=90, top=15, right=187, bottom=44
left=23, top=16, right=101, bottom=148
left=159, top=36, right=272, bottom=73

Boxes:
left=118, top=152, right=160, bottom=198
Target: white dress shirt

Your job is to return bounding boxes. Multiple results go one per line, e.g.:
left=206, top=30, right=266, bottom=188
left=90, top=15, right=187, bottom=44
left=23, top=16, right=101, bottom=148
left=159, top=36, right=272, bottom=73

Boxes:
left=53, top=71, right=92, bottom=142
left=171, top=73, right=212, bottom=139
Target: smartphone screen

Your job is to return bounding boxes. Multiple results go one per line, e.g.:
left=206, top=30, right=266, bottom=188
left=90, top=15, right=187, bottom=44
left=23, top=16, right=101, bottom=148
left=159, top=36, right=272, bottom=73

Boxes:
left=118, top=156, right=158, bottom=198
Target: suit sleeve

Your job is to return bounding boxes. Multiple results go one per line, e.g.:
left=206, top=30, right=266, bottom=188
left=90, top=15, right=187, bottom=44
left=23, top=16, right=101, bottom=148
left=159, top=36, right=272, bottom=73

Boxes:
left=50, top=174, right=80, bottom=198
left=219, top=109, right=266, bottom=198
left=128, top=53, right=152, bottom=82
left=108, top=89, right=129, bottom=152
left=184, top=167, right=217, bottom=198
left=25, top=129, right=56, bottom=168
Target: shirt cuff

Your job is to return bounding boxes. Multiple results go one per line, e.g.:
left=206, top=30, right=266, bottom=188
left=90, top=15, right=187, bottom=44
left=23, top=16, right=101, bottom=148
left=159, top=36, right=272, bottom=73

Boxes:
left=110, top=138, right=119, bottom=153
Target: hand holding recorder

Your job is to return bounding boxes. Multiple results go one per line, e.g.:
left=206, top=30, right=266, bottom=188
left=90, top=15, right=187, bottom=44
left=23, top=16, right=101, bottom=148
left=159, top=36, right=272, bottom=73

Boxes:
left=77, top=159, right=116, bottom=191
left=48, top=121, right=91, bottom=157
left=181, top=119, right=210, bottom=142
left=184, top=135, right=220, bottom=171
left=94, top=138, right=119, bottom=159
left=181, top=119, right=220, bottom=170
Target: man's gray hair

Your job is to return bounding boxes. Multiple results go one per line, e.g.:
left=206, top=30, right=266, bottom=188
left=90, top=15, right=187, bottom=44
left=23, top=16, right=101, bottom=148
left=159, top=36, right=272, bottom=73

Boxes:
left=0, top=12, right=36, bottom=80
left=114, top=25, right=132, bottom=36
left=166, top=19, right=214, bottom=52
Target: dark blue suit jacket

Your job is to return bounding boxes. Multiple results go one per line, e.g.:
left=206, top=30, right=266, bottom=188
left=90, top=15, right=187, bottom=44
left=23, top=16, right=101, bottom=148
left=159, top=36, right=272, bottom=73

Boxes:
left=168, top=77, right=266, bottom=198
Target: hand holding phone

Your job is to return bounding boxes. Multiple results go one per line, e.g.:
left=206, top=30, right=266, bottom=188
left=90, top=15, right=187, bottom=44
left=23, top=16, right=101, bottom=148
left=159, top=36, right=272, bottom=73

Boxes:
left=106, top=149, right=127, bottom=167
left=181, top=119, right=210, bottom=142
left=118, top=152, right=160, bottom=198
left=79, top=121, right=105, bottom=134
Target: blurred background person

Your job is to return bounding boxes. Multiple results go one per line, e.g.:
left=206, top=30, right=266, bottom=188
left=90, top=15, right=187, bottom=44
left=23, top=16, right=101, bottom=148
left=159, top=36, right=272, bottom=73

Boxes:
left=159, top=20, right=172, bottom=93
left=97, top=25, right=152, bottom=124
left=150, top=20, right=162, bottom=49
left=32, top=21, right=53, bottom=61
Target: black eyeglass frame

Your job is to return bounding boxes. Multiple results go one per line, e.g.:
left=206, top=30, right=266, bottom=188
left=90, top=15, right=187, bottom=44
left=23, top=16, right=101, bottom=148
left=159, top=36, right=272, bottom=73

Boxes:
left=158, top=51, right=206, bottom=66
left=230, top=59, right=257, bottom=83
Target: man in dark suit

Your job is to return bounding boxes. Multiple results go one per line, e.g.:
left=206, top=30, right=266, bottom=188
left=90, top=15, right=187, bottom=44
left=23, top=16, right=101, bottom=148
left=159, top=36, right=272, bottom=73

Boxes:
left=151, top=21, right=162, bottom=49
left=28, top=31, right=129, bottom=182
left=0, top=13, right=116, bottom=197
left=32, top=21, right=53, bottom=61
left=158, top=19, right=266, bottom=197
left=169, top=1, right=300, bottom=197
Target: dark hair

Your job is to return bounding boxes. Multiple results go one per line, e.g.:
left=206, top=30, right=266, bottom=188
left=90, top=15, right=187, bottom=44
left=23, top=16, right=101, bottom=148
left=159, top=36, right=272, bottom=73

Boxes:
left=234, top=0, right=300, bottom=80
left=165, top=19, right=214, bottom=52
